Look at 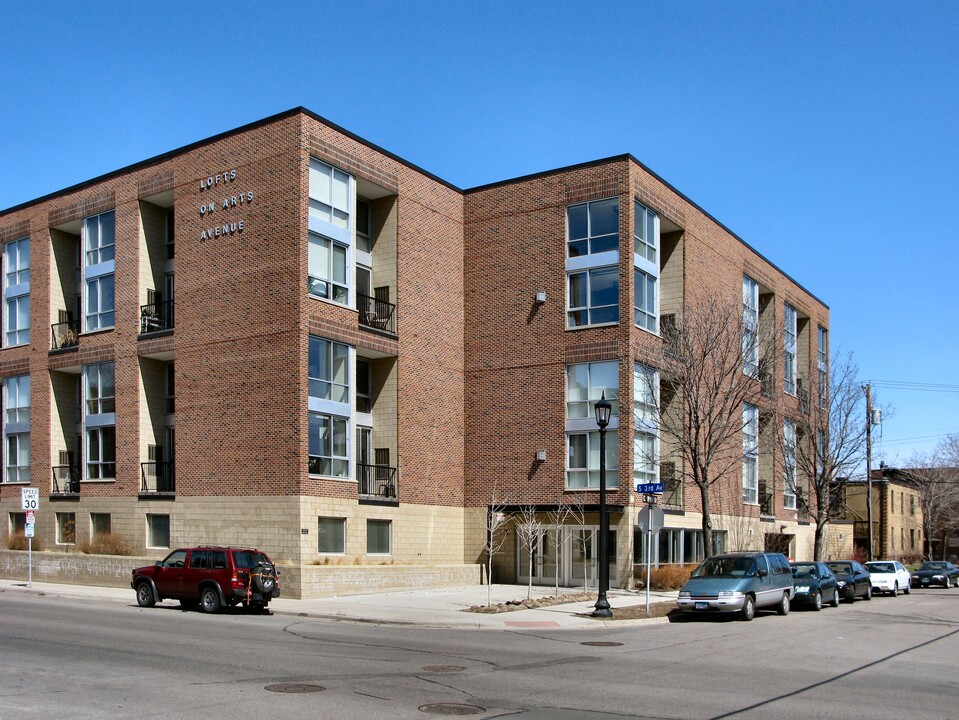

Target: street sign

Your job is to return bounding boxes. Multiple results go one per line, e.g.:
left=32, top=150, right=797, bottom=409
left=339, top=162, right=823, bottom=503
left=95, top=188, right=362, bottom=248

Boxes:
left=25, top=523, right=35, bottom=538
left=637, top=505, right=665, bottom=534
left=26, top=510, right=36, bottom=524
left=21, top=487, right=39, bottom=510
left=636, top=483, right=664, bottom=495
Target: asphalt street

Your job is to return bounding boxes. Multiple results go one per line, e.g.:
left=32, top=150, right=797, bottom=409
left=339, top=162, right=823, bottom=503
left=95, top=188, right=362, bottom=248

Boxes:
left=1, top=586, right=957, bottom=719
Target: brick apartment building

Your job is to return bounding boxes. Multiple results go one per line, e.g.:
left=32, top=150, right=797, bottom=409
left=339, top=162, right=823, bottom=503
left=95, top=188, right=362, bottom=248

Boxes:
left=0, top=108, right=829, bottom=596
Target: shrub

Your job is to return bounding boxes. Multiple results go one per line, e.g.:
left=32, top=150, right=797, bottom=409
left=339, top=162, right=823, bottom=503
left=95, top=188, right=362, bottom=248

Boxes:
left=5, top=532, right=42, bottom=551
left=637, top=563, right=697, bottom=590
left=76, top=532, right=136, bottom=556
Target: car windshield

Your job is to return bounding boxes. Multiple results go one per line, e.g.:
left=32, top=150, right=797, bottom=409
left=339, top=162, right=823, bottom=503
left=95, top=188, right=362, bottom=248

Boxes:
left=791, top=564, right=818, bottom=578
left=919, top=562, right=946, bottom=571
left=866, top=562, right=895, bottom=573
left=827, top=562, right=852, bottom=574
left=234, top=551, right=270, bottom=569
left=692, top=556, right=756, bottom=577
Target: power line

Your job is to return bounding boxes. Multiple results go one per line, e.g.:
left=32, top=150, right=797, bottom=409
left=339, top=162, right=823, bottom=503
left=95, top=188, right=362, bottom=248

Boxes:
left=870, top=380, right=959, bottom=393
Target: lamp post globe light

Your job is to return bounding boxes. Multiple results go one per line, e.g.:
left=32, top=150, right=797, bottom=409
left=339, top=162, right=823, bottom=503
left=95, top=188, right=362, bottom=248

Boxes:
left=592, top=392, right=613, bottom=618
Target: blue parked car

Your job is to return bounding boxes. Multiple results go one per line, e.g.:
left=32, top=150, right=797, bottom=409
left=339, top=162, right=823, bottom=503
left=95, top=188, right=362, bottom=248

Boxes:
left=789, top=561, right=840, bottom=610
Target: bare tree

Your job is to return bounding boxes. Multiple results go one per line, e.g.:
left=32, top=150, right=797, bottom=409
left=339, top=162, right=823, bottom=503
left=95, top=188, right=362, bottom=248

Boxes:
left=904, top=441, right=959, bottom=560
left=514, top=506, right=544, bottom=601
left=544, top=502, right=576, bottom=596
left=482, top=499, right=511, bottom=607
left=792, top=352, right=869, bottom=560
left=646, top=297, right=768, bottom=557
left=566, top=492, right=592, bottom=591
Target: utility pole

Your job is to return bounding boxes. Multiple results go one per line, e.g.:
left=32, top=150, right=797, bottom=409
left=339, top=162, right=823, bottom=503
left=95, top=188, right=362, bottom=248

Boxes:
left=864, top=383, right=873, bottom=561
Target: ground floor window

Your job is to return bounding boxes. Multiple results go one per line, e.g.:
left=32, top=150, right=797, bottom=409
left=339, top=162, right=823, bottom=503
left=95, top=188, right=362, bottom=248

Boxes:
left=367, top=519, right=391, bottom=555
left=318, top=517, right=346, bottom=553
left=517, top=525, right=617, bottom=588
left=56, top=512, right=76, bottom=545
left=9, top=512, right=25, bottom=535
left=634, top=527, right=727, bottom=566
left=147, top=514, right=170, bottom=548
left=90, top=513, right=111, bottom=537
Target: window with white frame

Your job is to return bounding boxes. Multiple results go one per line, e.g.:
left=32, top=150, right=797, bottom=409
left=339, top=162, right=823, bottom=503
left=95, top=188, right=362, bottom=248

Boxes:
left=3, top=375, right=30, bottom=482
left=817, top=326, right=828, bottom=409
left=367, top=519, right=391, bottom=555
left=742, top=403, right=759, bottom=504
left=633, top=363, right=659, bottom=485
left=4, top=237, right=30, bottom=347
left=56, top=512, right=76, bottom=544
left=566, top=360, right=619, bottom=489
left=308, top=336, right=350, bottom=478
left=318, top=516, right=346, bottom=553
left=784, top=303, right=797, bottom=395
left=308, top=158, right=353, bottom=304
left=743, top=275, right=759, bottom=376
left=84, top=362, right=116, bottom=480
left=633, top=201, right=659, bottom=333
left=566, top=198, right=620, bottom=327
left=783, top=418, right=797, bottom=510
left=83, top=211, right=115, bottom=331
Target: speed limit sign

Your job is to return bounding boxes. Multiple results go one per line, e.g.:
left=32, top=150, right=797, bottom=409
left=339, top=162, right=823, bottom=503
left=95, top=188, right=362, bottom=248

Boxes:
left=21, top=487, right=39, bottom=510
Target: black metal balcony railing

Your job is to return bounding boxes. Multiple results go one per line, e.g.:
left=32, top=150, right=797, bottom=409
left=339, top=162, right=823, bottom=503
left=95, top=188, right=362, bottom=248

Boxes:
left=140, top=300, right=175, bottom=334
left=357, top=294, right=396, bottom=334
left=357, top=463, right=397, bottom=499
left=52, top=465, right=80, bottom=494
left=141, top=461, right=175, bottom=493
left=51, top=320, right=80, bottom=350
left=760, top=490, right=774, bottom=517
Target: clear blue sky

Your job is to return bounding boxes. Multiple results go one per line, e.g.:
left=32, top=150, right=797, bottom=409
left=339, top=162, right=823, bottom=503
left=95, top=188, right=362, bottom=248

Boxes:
left=2, top=1, right=956, bottom=465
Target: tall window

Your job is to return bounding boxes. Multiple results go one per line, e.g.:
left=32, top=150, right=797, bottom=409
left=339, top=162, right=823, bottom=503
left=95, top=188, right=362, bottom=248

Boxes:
left=566, top=360, right=619, bottom=489
left=308, top=336, right=350, bottom=477
left=817, top=326, right=828, bottom=409
left=147, top=514, right=170, bottom=548
left=3, top=375, right=30, bottom=482
left=783, top=418, right=797, bottom=510
left=56, top=512, right=76, bottom=545
left=4, top=237, right=30, bottom=346
left=633, top=363, right=659, bottom=485
left=784, top=303, right=797, bottom=395
left=83, top=211, right=116, bottom=331
left=84, top=362, right=116, bottom=480
left=566, top=198, right=620, bottom=327
left=633, top=201, right=659, bottom=332
left=308, top=158, right=353, bottom=304
left=743, top=275, right=759, bottom=376
left=742, top=403, right=759, bottom=504
left=367, top=519, right=391, bottom=555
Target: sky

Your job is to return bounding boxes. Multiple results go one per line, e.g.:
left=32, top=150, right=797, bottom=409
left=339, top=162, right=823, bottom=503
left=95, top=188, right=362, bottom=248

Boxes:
left=1, top=1, right=956, bottom=467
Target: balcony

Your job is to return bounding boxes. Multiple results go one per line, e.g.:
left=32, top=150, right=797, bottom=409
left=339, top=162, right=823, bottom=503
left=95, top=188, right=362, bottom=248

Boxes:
left=140, top=300, right=175, bottom=334
left=357, top=463, right=397, bottom=499
left=51, top=320, right=80, bottom=351
left=759, top=481, right=774, bottom=518
left=357, top=294, right=396, bottom=335
left=140, top=461, right=175, bottom=495
left=52, top=465, right=80, bottom=495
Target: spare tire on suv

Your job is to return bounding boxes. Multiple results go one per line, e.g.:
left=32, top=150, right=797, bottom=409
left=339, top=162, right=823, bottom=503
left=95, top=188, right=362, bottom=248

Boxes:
left=252, top=562, right=277, bottom=594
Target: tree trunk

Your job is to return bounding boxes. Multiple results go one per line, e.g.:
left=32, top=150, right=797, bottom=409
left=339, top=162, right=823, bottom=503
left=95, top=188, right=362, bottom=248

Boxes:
left=699, top=481, right=714, bottom=557
left=813, top=515, right=828, bottom=561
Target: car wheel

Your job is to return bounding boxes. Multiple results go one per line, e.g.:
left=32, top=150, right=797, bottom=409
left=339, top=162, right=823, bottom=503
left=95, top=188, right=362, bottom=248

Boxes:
left=777, top=592, right=790, bottom=616
left=740, top=595, right=755, bottom=621
left=813, top=591, right=822, bottom=611
left=252, top=563, right=277, bottom=594
left=135, top=582, right=156, bottom=608
left=904, top=582, right=910, bottom=595
left=863, top=585, right=872, bottom=601
left=892, top=582, right=899, bottom=597
left=830, top=588, right=840, bottom=607
left=200, top=587, right=221, bottom=614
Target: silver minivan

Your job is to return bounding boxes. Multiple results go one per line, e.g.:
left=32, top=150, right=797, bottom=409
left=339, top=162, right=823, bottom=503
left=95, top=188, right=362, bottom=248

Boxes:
left=677, top=552, right=794, bottom=621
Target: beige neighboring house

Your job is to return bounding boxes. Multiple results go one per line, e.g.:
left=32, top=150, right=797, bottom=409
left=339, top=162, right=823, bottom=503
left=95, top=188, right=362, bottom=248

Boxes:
left=837, top=470, right=924, bottom=562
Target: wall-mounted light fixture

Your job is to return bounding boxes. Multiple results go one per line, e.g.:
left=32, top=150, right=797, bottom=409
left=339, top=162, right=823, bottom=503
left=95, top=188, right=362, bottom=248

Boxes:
left=534, top=291, right=547, bottom=304
left=535, top=449, right=547, bottom=462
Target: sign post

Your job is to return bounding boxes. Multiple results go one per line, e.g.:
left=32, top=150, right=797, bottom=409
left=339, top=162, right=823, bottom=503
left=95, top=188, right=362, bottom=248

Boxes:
left=637, top=497, right=665, bottom=613
left=21, top=488, right=39, bottom=588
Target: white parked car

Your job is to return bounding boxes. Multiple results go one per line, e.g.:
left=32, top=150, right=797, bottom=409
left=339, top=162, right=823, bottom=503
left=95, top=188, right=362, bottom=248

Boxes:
left=864, top=560, right=911, bottom=596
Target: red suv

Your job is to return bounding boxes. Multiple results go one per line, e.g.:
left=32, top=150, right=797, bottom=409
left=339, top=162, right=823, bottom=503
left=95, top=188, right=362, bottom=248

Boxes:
left=131, top=546, right=280, bottom=613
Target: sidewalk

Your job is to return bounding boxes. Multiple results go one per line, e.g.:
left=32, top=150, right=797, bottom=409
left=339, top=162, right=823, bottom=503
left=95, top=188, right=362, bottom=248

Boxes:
left=0, top=578, right=678, bottom=629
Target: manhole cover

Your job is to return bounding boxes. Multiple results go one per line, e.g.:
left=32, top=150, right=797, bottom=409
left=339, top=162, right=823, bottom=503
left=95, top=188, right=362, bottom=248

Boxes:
left=264, top=683, right=326, bottom=694
left=422, top=665, right=466, bottom=673
left=418, top=703, right=486, bottom=715
left=580, top=641, right=623, bottom=647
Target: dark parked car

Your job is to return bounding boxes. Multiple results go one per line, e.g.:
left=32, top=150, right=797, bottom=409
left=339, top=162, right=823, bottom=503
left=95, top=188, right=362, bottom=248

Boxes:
left=790, top=561, right=840, bottom=610
left=910, top=561, right=959, bottom=588
left=826, top=560, right=872, bottom=602
left=131, top=545, right=280, bottom=613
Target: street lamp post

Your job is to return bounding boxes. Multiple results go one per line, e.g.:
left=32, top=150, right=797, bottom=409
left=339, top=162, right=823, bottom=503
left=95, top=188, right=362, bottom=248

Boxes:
left=593, top=392, right=613, bottom=618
